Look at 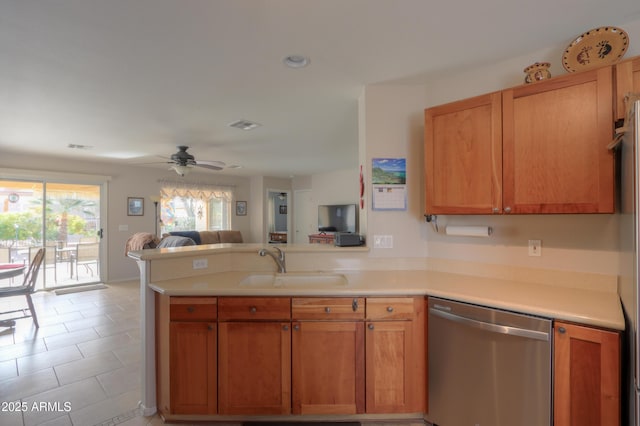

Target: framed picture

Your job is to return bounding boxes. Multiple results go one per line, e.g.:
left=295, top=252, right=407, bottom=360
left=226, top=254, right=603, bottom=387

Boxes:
left=127, top=197, right=144, bottom=216
left=279, top=205, right=287, bottom=214
left=236, top=201, right=247, bottom=216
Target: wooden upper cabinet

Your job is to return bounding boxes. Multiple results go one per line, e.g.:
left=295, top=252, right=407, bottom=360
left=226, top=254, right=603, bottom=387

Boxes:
left=503, top=67, right=614, bottom=213
left=425, top=91, right=502, bottom=215
left=615, top=55, right=640, bottom=120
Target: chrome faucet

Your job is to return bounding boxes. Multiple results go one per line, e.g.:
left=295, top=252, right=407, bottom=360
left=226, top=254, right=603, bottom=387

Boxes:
left=258, top=247, right=286, bottom=273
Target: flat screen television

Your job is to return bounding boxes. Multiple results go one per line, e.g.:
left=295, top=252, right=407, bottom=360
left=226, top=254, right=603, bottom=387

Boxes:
left=318, top=204, right=358, bottom=233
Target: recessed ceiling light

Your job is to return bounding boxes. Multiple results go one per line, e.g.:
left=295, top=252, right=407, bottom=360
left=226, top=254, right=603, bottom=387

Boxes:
left=283, top=54, right=310, bottom=69
left=228, top=119, right=261, bottom=131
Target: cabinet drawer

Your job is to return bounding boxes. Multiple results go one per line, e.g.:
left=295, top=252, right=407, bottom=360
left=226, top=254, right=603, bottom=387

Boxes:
left=292, top=297, right=365, bottom=320
left=170, top=297, right=217, bottom=321
left=218, top=297, right=291, bottom=321
left=366, top=297, right=415, bottom=320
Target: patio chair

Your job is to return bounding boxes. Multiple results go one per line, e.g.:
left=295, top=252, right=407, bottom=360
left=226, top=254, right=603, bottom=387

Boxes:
left=75, top=242, right=99, bottom=278
left=0, top=247, right=45, bottom=328
left=30, top=245, right=57, bottom=282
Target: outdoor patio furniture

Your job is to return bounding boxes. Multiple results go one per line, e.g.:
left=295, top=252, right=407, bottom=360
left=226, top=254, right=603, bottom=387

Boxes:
left=0, top=247, right=45, bottom=328
left=75, top=242, right=99, bottom=278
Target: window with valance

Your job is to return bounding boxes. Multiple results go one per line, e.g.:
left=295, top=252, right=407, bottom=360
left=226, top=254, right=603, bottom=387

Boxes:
left=159, top=180, right=234, bottom=233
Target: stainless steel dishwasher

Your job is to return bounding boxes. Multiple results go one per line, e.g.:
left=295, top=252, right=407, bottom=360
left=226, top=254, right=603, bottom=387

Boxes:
left=427, top=297, right=552, bottom=426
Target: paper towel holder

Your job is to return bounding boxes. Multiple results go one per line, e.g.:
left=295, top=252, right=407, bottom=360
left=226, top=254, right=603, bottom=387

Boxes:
left=424, top=214, right=439, bottom=232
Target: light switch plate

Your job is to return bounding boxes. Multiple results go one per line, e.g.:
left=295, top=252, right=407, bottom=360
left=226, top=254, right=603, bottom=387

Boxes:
left=373, top=235, right=393, bottom=249
left=193, top=258, right=208, bottom=269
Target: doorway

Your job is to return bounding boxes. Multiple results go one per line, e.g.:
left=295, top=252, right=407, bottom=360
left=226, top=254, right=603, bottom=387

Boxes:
left=267, top=190, right=290, bottom=244
left=0, top=179, right=103, bottom=289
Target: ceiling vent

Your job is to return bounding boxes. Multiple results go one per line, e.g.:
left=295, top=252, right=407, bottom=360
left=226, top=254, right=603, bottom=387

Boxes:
left=228, top=119, right=261, bottom=131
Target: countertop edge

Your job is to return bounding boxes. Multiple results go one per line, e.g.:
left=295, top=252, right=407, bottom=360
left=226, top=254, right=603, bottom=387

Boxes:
left=147, top=270, right=625, bottom=331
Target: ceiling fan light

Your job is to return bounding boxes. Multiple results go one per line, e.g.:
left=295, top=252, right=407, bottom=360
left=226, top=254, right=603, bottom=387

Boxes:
left=172, top=164, right=192, bottom=176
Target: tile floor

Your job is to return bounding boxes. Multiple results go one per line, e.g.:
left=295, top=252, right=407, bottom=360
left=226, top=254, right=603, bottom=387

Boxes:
left=0, top=281, right=426, bottom=426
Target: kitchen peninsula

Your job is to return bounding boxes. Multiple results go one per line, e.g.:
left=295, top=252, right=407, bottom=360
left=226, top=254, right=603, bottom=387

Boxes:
left=128, top=243, right=624, bottom=423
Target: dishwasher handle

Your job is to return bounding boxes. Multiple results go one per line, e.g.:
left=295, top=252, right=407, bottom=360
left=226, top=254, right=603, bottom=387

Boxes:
left=429, top=307, right=550, bottom=342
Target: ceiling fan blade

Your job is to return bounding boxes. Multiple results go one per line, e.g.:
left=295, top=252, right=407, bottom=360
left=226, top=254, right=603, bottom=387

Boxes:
left=194, top=163, right=224, bottom=171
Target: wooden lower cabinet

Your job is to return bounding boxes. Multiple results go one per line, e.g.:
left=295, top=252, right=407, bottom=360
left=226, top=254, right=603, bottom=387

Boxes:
left=169, top=322, right=217, bottom=414
left=554, top=321, right=621, bottom=426
left=365, top=297, right=426, bottom=414
left=158, top=294, right=427, bottom=419
left=292, top=321, right=365, bottom=414
left=218, top=321, right=291, bottom=414
left=156, top=295, right=217, bottom=415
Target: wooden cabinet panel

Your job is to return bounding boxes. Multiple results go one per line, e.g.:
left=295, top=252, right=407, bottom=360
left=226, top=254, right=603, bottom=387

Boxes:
left=169, top=296, right=217, bottom=321
left=156, top=294, right=217, bottom=416
left=218, top=321, right=291, bottom=414
left=554, top=321, right=620, bottom=426
left=218, top=296, right=290, bottom=321
left=365, top=297, right=426, bottom=414
left=169, top=322, right=217, bottom=414
left=615, top=56, right=640, bottom=120
left=502, top=67, right=614, bottom=213
left=292, top=321, right=365, bottom=414
left=366, top=297, right=415, bottom=320
left=424, top=91, right=502, bottom=214
left=292, top=297, right=365, bottom=320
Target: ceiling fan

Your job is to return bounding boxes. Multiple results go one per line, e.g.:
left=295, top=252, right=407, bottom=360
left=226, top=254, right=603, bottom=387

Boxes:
left=165, top=146, right=226, bottom=176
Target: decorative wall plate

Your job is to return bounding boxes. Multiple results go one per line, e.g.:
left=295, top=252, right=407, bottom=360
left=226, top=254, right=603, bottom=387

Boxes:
left=562, top=26, right=629, bottom=72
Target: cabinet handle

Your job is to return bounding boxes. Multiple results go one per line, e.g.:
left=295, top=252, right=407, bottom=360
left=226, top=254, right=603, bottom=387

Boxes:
left=386, top=306, right=394, bottom=313
left=352, top=298, right=359, bottom=312
left=368, top=323, right=374, bottom=330
left=293, top=324, right=300, bottom=331
left=324, top=307, right=331, bottom=314
left=283, top=325, right=289, bottom=331
left=250, top=306, right=257, bottom=314
left=558, top=326, right=566, bottom=334
left=492, top=207, right=500, bottom=214
left=504, top=206, right=512, bottom=213
left=208, top=324, right=214, bottom=331
left=187, top=306, right=195, bottom=313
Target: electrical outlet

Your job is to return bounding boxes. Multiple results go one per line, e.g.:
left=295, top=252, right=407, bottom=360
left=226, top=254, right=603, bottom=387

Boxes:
left=193, top=258, right=208, bottom=269
left=373, top=235, right=393, bottom=249
left=528, top=240, right=542, bottom=257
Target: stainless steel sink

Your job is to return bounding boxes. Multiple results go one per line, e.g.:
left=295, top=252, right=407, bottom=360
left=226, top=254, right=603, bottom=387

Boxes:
left=239, top=272, right=348, bottom=288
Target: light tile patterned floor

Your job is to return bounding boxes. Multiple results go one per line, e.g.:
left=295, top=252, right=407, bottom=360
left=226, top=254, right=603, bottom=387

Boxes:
left=0, top=281, right=425, bottom=426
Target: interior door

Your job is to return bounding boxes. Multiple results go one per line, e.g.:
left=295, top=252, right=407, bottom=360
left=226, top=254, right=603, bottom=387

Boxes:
left=294, top=190, right=313, bottom=244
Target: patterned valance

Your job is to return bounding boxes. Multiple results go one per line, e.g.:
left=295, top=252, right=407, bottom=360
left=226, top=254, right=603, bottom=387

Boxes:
left=158, top=180, right=234, bottom=201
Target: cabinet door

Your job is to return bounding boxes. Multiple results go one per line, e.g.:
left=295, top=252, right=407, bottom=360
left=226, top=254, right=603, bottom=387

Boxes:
left=424, top=91, right=502, bottom=214
left=554, top=321, right=620, bottom=426
left=365, top=297, right=426, bottom=414
left=218, top=321, right=291, bottom=415
left=292, top=321, right=365, bottom=414
left=169, top=321, right=217, bottom=414
left=365, top=321, right=414, bottom=413
left=615, top=56, right=640, bottom=120
left=503, top=67, right=614, bottom=213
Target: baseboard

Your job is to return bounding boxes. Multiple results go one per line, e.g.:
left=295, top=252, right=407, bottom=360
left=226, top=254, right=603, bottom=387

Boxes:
left=54, top=283, right=108, bottom=295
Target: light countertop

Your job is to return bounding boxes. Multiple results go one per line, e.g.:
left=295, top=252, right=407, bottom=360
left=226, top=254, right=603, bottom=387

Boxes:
left=149, top=269, right=624, bottom=331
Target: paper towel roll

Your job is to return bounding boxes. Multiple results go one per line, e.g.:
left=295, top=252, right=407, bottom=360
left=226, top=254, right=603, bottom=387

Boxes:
left=444, top=225, right=492, bottom=237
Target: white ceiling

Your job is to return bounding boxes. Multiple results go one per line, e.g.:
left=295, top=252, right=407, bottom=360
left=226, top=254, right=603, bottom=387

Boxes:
left=1, top=0, right=639, bottom=177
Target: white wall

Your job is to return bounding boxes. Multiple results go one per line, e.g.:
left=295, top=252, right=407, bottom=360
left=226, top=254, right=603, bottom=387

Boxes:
left=0, top=152, right=251, bottom=282
left=360, top=18, right=640, bottom=275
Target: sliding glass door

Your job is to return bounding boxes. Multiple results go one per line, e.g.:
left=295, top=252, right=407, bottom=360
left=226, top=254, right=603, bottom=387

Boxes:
left=0, top=179, right=102, bottom=289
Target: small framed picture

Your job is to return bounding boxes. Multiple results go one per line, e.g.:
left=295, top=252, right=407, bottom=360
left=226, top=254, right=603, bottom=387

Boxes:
left=127, top=197, right=144, bottom=216
left=236, top=201, right=247, bottom=216
left=279, top=205, right=287, bottom=214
